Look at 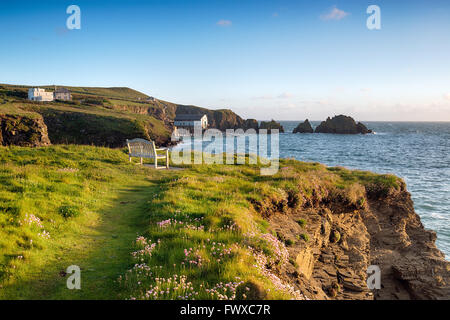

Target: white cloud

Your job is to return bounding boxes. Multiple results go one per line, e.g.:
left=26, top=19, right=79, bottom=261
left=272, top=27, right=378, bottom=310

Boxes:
left=217, top=19, right=232, bottom=27
left=320, top=6, right=350, bottom=21
left=277, top=92, right=293, bottom=99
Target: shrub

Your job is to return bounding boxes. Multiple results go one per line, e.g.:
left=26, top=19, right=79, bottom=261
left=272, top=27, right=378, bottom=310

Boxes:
left=59, top=205, right=81, bottom=218
left=298, top=233, right=309, bottom=242
left=296, top=219, right=306, bottom=228
left=286, top=188, right=301, bottom=208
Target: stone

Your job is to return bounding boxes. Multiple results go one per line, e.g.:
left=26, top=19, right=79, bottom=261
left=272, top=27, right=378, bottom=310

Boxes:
left=315, top=115, right=372, bottom=134
left=293, top=119, right=313, bottom=133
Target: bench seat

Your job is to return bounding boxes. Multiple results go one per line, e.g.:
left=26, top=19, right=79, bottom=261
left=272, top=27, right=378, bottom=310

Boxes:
left=126, top=138, right=169, bottom=169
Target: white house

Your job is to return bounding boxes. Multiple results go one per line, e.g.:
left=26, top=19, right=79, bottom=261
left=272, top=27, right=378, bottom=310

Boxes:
left=174, top=114, right=208, bottom=130
left=28, top=88, right=54, bottom=102
left=54, top=87, right=71, bottom=101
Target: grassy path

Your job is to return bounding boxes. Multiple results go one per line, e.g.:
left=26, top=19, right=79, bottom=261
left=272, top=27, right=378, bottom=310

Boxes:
left=0, top=178, right=164, bottom=299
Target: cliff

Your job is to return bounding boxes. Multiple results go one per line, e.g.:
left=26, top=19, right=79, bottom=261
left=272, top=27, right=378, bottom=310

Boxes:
left=172, top=104, right=259, bottom=131
left=254, top=167, right=450, bottom=299
left=0, top=84, right=258, bottom=147
left=0, top=110, right=50, bottom=147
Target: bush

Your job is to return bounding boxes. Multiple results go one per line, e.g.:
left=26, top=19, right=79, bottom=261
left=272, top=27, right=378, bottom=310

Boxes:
left=59, top=205, right=81, bottom=218
left=296, top=219, right=306, bottom=228
left=286, top=188, right=301, bottom=208
left=297, top=233, right=309, bottom=242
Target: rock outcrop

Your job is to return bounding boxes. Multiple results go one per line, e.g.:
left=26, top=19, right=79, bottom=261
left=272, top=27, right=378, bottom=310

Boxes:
left=293, top=119, right=314, bottom=133
left=315, top=115, right=372, bottom=134
left=243, top=119, right=259, bottom=131
left=259, top=120, right=285, bottom=133
left=0, top=114, right=51, bottom=147
left=253, top=178, right=450, bottom=300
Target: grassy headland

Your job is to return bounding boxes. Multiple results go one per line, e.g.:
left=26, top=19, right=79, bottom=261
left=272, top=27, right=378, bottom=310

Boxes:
left=0, top=144, right=401, bottom=299
left=0, top=84, right=256, bottom=149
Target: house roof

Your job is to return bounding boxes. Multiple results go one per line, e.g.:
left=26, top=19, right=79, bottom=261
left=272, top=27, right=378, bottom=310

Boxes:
left=54, top=87, right=71, bottom=93
left=174, top=114, right=206, bottom=121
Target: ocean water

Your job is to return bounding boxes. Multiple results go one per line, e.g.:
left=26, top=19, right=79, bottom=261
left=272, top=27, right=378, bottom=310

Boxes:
left=173, top=121, right=450, bottom=259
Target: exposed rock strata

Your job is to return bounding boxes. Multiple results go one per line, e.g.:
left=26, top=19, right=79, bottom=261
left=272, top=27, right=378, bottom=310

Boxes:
left=254, top=180, right=449, bottom=300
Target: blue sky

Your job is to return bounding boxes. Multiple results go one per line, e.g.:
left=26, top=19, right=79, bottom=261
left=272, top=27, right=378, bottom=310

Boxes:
left=1, top=0, right=449, bottom=121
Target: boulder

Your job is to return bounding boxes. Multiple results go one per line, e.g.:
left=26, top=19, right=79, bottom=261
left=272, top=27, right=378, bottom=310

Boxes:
left=315, top=115, right=372, bottom=134
left=293, top=119, right=313, bottom=133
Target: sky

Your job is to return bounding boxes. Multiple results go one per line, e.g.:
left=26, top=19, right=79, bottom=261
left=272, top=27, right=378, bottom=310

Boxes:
left=0, top=0, right=449, bottom=121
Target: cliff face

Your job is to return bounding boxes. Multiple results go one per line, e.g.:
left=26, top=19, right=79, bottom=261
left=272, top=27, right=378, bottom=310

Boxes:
left=174, top=105, right=258, bottom=131
left=0, top=114, right=51, bottom=147
left=1, top=85, right=259, bottom=147
left=255, top=178, right=450, bottom=300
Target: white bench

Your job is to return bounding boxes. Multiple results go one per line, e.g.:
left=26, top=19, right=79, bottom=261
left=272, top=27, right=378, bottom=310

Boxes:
left=126, top=138, right=169, bottom=169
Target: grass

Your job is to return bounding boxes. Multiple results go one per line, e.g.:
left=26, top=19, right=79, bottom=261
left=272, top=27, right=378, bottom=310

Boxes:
left=0, top=83, right=172, bottom=147
left=0, top=84, right=150, bottom=101
left=0, top=145, right=171, bottom=299
left=1, top=101, right=171, bottom=147
left=0, top=145, right=403, bottom=300
left=0, top=105, right=41, bottom=118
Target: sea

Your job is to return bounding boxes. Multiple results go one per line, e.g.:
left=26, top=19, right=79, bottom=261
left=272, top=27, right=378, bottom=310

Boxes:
left=172, top=121, right=450, bottom=259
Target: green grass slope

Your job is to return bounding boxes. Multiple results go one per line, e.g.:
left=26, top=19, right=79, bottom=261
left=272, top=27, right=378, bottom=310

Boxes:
left=0, top=145, right=401, bottom=300
left=0, top=83, right=255, bottom=138
left=0, top=84, right=173, bottom=147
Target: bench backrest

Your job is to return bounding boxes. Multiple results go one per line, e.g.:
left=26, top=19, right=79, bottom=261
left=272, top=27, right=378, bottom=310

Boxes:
left=126, top=138, right=156, bottom=158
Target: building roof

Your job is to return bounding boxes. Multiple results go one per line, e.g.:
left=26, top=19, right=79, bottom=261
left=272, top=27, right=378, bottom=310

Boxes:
left=174, top=114, right=206, bottom=121
left=54, top=87, right=71, bottom=94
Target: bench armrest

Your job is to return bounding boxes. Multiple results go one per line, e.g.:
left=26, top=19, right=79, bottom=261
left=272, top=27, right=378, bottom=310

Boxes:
left=155, top=148, right=168, bottom=151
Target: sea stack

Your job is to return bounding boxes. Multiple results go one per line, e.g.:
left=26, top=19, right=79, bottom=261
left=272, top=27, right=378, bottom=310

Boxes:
left=315, top=115, right=372, bottom=134
left=243, top=118, right=259, bottom=130
left=259, top=120, right=285, bottom=133
left=293, top=119, right=314, bottom=133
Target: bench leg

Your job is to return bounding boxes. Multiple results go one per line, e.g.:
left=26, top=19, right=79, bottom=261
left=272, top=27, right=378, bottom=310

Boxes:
left=154, top=158, right=158, bottom=169
left=166, top=150, right=169, bottom=169
left=140, top=157, right=143, bottom=165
